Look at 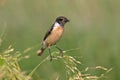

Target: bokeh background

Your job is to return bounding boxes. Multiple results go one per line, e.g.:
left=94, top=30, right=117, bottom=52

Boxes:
left=0, top=0, right=120, bottom=80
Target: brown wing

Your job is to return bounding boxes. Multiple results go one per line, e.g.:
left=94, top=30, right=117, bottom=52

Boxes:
left=43, top=24, right=54, bottom=41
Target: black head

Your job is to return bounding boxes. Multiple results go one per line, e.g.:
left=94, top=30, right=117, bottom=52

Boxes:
left=55, top=16, right=69, bottom=26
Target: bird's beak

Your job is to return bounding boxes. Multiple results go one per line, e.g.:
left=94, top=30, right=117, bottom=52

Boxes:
left=66, top=19, right=70, bottom=22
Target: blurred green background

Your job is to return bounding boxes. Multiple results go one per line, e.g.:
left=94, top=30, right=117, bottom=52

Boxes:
left=0, top=0, right=120, bottom=80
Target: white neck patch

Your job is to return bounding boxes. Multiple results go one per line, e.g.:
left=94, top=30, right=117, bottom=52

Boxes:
left=54, top=22, right=60, bottom=28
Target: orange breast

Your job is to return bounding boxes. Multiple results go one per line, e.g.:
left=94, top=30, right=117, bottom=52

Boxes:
left=44, top=26, right=64, bottom=46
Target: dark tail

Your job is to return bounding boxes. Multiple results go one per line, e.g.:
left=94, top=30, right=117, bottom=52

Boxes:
left=37, top=48, right=45, bottom=56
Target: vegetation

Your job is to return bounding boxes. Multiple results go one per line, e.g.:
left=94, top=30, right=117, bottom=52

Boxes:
left=0, top=44, right=111, bottom=80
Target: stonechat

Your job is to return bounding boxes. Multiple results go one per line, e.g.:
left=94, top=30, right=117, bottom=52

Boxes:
left=37, top=16, right=69, bottom=61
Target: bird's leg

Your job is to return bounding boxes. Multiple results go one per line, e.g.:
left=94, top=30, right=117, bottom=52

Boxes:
left=48, top=47, right=52, bottom=61
left=55, top=45, right=63, bottom=57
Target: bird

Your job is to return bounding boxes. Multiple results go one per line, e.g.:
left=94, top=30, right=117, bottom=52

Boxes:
left=37, top=16, right=69, bottom=61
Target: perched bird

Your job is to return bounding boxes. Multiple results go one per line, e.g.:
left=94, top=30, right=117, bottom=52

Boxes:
left=37, top=16, right=69, bottom=61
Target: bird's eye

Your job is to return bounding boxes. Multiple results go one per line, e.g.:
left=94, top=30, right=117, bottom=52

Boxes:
left=59, top=18, right=63, bottom=21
